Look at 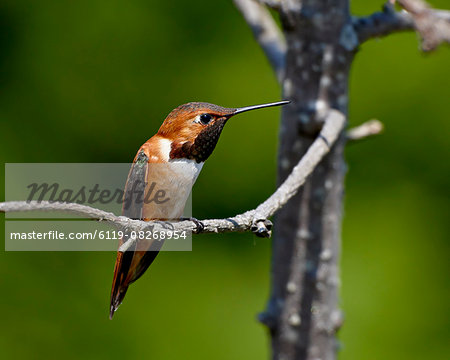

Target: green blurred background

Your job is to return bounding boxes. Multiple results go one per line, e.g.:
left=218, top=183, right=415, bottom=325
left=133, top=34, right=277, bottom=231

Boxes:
left=1, top=0, right=449, bottom=359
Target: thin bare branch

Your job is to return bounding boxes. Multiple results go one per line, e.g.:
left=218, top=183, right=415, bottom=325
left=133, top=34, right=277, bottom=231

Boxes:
left=233, top=0, right=286, bottom=81
left=252, top=110, right=345, bottom=221
left=397, top=0, right=450, bottom=51
left=347, top=119, right=384, bottom=142
left=0, top=110, right=346, bottom=250
left=354, top=1, right=450, bottom=50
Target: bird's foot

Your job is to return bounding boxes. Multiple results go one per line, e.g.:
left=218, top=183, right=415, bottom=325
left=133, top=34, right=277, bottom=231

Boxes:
left=180, top=217, right=204, bottom=234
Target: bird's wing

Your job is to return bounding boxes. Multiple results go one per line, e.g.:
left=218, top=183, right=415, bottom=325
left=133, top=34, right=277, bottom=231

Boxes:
left=109, top=148, right=163, bottom=319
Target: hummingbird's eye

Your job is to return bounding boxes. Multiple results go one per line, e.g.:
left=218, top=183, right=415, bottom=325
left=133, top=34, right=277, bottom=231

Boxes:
left=199, top=114, right=213, bottom=125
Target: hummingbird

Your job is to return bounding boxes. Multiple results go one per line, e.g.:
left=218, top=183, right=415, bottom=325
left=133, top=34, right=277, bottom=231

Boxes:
left=109, top=100, right=289, bottom=319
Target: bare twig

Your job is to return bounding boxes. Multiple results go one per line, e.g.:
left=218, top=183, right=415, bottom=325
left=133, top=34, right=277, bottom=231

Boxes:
left=233, top=0, right=286, bottom=81
left=347, top=119, right=384, bottom=142
left=0, top=110, right=345, bottom=251
left=252, top=110, right=345, bottom=221
left=397, top=0, right=450, bottom=51
left=354, top=1, right=450, bottom=50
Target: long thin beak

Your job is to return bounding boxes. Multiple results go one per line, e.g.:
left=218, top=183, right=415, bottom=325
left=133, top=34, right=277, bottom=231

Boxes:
left=233, top=100, right=290, bottom=115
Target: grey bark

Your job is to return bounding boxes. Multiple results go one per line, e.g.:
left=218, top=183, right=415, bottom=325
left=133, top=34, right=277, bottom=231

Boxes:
left=248, top=0, right=449, bottom=359
left=258, top=2, right=352, bottom=360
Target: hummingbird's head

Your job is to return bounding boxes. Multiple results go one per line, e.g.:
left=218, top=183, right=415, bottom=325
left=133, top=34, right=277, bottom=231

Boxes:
left=158, top=100, right=289, bottom=163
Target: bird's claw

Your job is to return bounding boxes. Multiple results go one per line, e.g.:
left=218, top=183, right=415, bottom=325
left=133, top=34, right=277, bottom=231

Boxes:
left=180, top=217, right=204, bottom=234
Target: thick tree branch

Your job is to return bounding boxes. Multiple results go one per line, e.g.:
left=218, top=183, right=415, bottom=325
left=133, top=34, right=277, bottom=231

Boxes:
left=1, top=110, right=345, bottom=250
left=233, top=0, right=286, bottom=81
left=353, top=3, right=415, bottom=42
left=354, top=1, right=450, bottom=50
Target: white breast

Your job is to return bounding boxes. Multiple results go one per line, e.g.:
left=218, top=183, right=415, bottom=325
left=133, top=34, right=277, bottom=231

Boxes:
left=155, top=159, right=202, bottom=219
left=157, top=138, right=204, bottom=184
left=143, top=139, right=204, bottom=220
left=168, top=158, right=204, bottom=183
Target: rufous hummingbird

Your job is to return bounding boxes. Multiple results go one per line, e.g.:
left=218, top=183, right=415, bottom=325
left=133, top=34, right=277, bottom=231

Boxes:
left=110, top=100, right=289, bottom=319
